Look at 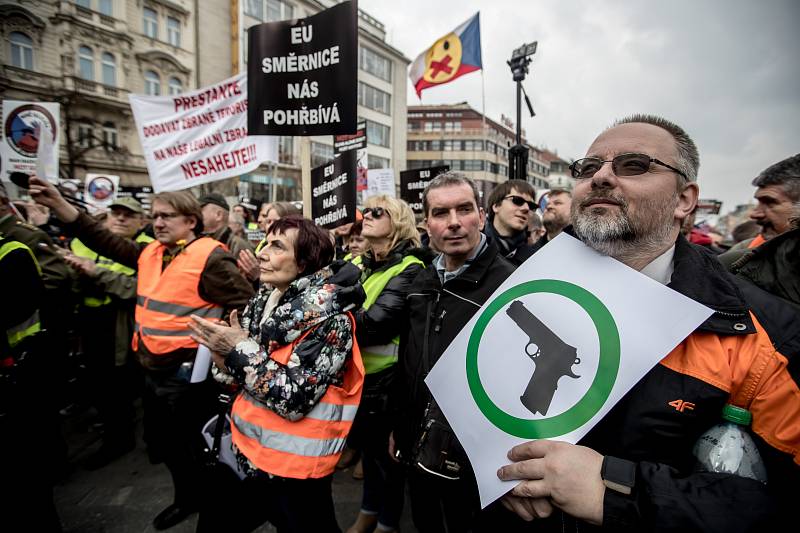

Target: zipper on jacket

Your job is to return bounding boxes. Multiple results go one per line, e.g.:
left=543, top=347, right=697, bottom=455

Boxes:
left=434, top=310, right=447, bottom=332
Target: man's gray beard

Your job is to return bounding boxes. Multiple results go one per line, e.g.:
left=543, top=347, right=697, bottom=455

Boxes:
left=572, top=195, right=677, bottom=260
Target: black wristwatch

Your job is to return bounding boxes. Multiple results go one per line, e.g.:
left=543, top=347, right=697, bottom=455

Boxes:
left=601, top=456, right=636, bottom=496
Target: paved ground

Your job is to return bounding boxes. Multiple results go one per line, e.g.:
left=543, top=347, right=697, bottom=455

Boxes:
left=53, top=403, right=413, bottom=532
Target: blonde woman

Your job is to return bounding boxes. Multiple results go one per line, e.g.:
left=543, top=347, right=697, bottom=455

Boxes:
left=347, top=196, right=433, bottom=533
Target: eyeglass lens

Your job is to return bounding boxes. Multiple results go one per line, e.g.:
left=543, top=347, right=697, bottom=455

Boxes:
left=507, top=195, right=536, bottom=210
left=572, top=153, right=653, bottom=179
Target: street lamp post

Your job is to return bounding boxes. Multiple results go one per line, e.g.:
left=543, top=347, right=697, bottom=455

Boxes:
left=507, top=41, right=537, bottom=181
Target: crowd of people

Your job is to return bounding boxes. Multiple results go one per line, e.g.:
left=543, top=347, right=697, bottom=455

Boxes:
left=1, top=114, right=798, bottom=533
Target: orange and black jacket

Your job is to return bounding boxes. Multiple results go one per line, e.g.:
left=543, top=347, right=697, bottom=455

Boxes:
left=556, top=235, right=800, bottom=532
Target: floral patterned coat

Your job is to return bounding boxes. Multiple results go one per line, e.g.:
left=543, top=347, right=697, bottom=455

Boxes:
left=223, top=260, right=365, bottom=421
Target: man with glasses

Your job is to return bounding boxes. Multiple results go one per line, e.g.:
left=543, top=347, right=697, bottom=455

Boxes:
left=495, top=115, right=799, bottom=530
left=29, top=177, right=254, bottom=530
left=483, top=179, right=538, bottom=265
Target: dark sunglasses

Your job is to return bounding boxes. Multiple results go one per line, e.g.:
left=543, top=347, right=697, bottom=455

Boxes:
left=569, top=153, right=688, bottom=180
left=504, top=195, right=537, bottom=210
left=362, top=206, right=386, bottom=218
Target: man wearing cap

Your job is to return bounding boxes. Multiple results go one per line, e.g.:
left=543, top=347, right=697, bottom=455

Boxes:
left=199, top=192, right=254, bottom=260
left=66, top=196, right=154, bottom=469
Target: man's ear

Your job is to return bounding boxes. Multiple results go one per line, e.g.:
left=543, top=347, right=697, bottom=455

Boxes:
left=478, top=206, right=486, bottom=231
left=675, top=182, right=699, bottom=222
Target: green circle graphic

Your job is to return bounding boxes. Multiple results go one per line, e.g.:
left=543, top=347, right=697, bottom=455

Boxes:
left=466, top=279, right=620, bottom=439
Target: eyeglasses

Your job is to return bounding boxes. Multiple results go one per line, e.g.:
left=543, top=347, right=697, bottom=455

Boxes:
left=569, top=153, right=688, bottom=180
left=504, top=195, right=536, bottom=210
left=151, top=211, right=181, bottom=221
left=362, top=206, right=386, bottom=219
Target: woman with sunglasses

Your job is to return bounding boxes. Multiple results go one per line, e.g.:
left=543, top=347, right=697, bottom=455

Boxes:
left=190, top=216, right=366, bottom=532
left=346, top=196, right=433, bottom=533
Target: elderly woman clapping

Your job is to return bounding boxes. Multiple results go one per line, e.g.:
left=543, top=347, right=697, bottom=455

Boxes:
left=190, top=216, right=365, bottom=533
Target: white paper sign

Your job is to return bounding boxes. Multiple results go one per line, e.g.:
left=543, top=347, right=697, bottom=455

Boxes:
left=129, top=73, right=277, bottom=193
left=366, top=168, right=395, bottom=198
left=425, top=234, right=713, bottom=507
left=84, top=173, right=120, bottom=213
left=1, top=100, right=60, bottom=182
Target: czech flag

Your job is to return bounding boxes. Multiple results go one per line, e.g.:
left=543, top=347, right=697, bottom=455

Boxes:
left=409, top=13, right=482, bottom=98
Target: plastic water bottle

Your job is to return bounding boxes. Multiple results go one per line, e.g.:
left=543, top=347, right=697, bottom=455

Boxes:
left=693, top=404, right=767, bottom=484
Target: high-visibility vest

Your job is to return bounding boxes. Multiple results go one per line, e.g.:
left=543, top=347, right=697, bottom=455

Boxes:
left=132, top=237, right=224, bottom=355
left=255, top=238, right=266, bottom=254
left=71, top=233, right=153, bottom=307
left=343, top=253, right=363, bottom=266
left=747, top=234, right=766, bottom=249
left=230, top=312, right=364, bottom=479
left=0, top=235, right=42, bottom=349
left=360, top=255, right=424, bottom=374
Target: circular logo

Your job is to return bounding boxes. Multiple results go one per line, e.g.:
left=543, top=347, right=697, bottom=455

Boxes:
left=466, top=279, right=620, bottom=439
left=423, top=33, right=463, bottom=83
left=87, top=176, right=116, bottom=201
left=4, top=104, right=58, bottom=158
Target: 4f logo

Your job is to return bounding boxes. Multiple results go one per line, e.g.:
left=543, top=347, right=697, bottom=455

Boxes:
left=669, top=399, right=695, bottom=413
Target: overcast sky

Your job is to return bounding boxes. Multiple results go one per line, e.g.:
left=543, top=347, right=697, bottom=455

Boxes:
left=360, top=0, right=800, bottom=215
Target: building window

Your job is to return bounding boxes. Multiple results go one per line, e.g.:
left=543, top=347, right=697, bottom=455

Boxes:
left=243, top=0, right=263, bottom=19
left=75, top=0, right=91, bottom=8
left=101, top=52, right=116, bottom=86
left=168, top=77, right=182, bottom=95
left=365, top=120, right=390, bottom=148
left=144, top=70, right=161, bottom=95
left=278, top=136, right=294, bottom=165
left=78, top=124, right=94, bottom=148
left=143, top=7, right=158, bottom=39
left=444, top=121, right=461, bottom=132
left=78, top=45, right=94, bottom=80
left=102, top=122, right=118, bottom=150
left=358, top=46, right=392, bottom=82
left=357, top=82, right=391, bottom=115
left=368, top=155, right=390, bottom=169
left=311, top=142, right=334, bottom=168
left=9, top=32, right=34, bottom=70
left=167, top=16, right=181, bottom=47
left=266, top=0, right=293, bottom=21
left=99, top=0, right=113, bottom=16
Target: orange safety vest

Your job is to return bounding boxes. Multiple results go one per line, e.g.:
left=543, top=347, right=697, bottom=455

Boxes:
left=230, top=313, right=364, bottom=479
left=133, top=237, right=224, bottom=355
left=747, top=234, right=766, bottom=249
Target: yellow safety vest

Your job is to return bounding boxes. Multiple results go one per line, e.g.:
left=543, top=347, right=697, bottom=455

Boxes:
left=70, top=233, right=154, bottom=307
left=360, top=255, right=424, bottom=374
left=0, top=235, right=42, bottom=349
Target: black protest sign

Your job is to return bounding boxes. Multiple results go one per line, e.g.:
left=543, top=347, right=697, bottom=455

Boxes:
left=333, top=121, right=366, bottom=154
left=311, top=149, right=357, bottom=229
left=400, top=165, right=449, bottom=214
left=247, top=1, right=357, bottom=136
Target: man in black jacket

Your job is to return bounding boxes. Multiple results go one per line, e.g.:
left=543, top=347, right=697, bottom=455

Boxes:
left=483, top=179, right=537, bottom=265
left=496, top=115, right=800, bottom=531
left=394, top=173, right=525, bottom=532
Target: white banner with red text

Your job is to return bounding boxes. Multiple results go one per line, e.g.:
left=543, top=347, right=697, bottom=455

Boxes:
left=129, top=73, right=277, bottom=193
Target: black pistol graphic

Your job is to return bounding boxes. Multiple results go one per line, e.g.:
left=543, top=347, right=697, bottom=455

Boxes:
left=506, top=300, right=580, bottom=416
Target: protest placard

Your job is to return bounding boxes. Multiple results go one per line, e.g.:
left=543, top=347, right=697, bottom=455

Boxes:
left=247, top=0, right=357, bottom=136
left=334, top=121, right=367, bottom=192
left=1, top=100, right=60, bottom=182
left=425, top=234, right=713, bottom=507
left=399, top=165, right=449, bottom=214
left=366, top=168, right=395, bottom=198
left=84, top=173, right=120, bottom=213
left=129, top=73, right=276, bottom=192
left=310, top=149, right=357, bottom=229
